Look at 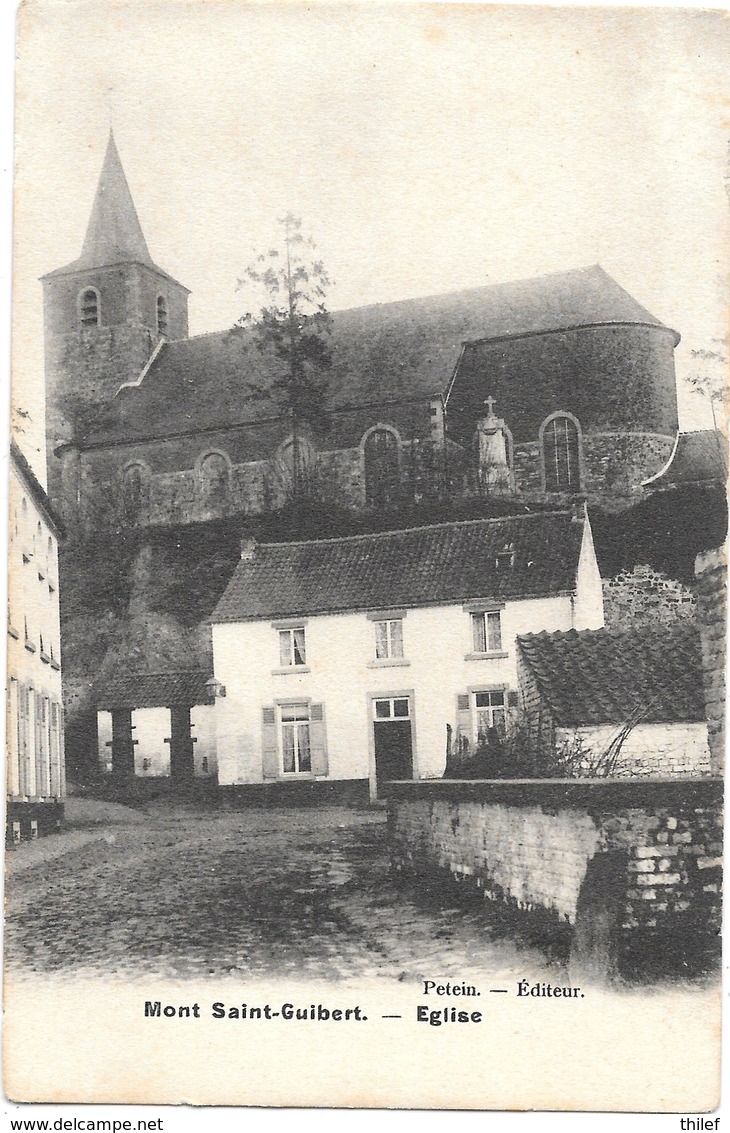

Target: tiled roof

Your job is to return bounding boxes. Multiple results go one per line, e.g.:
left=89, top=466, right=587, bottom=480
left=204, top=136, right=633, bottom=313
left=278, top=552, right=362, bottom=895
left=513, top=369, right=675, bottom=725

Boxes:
left=94, top=669, right=214, bottom=710
left=645, top=430, right=727, bottom=488
left=517, top=626, right=705, bottom=726
left=212, top=512, right=586, bottom=623
left=81, top=266, right=671, bottom=446
left=10, top=440, right=65, bottom=537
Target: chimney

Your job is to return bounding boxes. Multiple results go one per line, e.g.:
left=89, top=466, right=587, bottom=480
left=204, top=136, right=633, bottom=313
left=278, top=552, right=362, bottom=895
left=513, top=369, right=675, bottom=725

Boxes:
left=240, top=536, right=257, bottom=561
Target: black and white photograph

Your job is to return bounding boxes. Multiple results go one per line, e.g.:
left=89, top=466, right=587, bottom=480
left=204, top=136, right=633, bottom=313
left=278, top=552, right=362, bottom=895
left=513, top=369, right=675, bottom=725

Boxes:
left=4, top=0, right=727, bottom=1115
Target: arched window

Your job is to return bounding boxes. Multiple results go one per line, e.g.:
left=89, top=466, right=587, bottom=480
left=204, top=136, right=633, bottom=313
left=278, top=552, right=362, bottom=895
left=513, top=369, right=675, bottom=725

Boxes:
left=79, top=287, right=100, bottom=328
left=199, top=452, right=230, bottom=509
left=540, top=413, right=582, bottom=493
left=121, top=463, right=149, bottom=523
left=364, top=427, right=400, bottom=507
left=156, top=295, right=168, bottom=337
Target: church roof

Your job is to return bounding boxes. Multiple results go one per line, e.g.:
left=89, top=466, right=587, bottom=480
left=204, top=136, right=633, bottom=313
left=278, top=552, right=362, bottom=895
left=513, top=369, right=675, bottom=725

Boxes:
left=643, top=429, right=727, bottom=489
left=80, top=265, right=674, bottom=448
left=517, top=625, right=705, bottom=726
left=42, top=131, right=183, bottom=285
left=211, top=511, right=586, bottom=623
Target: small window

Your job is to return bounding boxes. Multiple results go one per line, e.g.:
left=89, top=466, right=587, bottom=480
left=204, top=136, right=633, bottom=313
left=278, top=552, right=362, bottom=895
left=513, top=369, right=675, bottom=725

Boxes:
left=280, top=703, right=311, bottom=773
left=474, top=690, right=507, bottom=740
left=156, top=295, right=168, bottom=336
left=471, top=610, right=502, bottom=654
left=373, top=696, right=410, bottom=720
left=279, top=627, right=306, bottom=667
left=374, top=619, right=404, bottom=660
left=142, top=758, right=150, bottom=772
left=79, top=287, right=100, bottom=327
left=199, top=452, right=230, bottom=509
left=364, top=428, right=400, bottom=507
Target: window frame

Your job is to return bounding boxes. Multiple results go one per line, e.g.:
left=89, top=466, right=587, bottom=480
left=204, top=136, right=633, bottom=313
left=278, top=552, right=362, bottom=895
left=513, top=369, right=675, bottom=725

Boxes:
left=279, top=701, right=312, bottom=775
left=539, top=411, right=583, bottom=494
left=463, top=602, right=508, bottom=660
left=272, top=621, right=309, bottom=672
left=361, top=424, right=402, bottom=508
left=472, top=688, right=508, bottom=742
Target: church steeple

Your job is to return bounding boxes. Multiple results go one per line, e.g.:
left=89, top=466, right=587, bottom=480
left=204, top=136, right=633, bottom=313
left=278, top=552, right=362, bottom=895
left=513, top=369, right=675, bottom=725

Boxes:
left=76, top=129, right=155, bottom=272
left=41, top=131, right=190, bottom=503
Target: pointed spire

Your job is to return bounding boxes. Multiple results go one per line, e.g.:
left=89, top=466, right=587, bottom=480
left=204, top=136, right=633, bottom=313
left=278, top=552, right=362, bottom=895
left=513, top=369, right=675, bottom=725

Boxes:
left=76, top=130, right=155, bottom=271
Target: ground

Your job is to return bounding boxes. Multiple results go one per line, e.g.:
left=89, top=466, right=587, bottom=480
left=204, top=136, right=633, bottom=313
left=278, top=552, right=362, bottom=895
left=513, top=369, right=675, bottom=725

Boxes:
left=5, top=799, right=559, bottom=984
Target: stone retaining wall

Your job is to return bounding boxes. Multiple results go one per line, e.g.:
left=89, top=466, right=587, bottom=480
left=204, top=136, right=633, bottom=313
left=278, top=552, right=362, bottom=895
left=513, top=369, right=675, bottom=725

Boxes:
left=387, top=778, right=722, bottom=979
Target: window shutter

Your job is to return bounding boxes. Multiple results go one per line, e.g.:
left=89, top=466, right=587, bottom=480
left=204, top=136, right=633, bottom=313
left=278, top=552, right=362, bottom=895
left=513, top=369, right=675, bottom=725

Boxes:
left=508, top=690, right=519, bottom=708
left=309, top=703, right=329, bottom=777
left=456, top=694, right=471, bottom=746
left=35, top=693, right=44, bottom=795
left=261, top=706, right=279, bottom=779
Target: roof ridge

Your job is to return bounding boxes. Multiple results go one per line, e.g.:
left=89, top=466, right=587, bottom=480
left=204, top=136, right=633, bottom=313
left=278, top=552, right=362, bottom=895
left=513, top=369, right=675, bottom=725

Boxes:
left=252, top=510, right=574, bottom=551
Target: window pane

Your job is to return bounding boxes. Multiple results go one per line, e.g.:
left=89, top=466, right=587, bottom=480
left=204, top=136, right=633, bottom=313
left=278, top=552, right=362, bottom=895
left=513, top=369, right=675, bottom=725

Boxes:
left=493, top=708, right=506, bottom=735
left=279, top=630, right=292, bottom=667
left=375, top=700, right=391, bottom=719
left=389, top=620, right=404, bottom=658
left=375, top=622, right=389, bottom=659
left=293, top=628, right=306, bottom=665
left=487, top=612, right=502, bottom=651
left=393, top=698, right=409, bottom=718
left=281, top=703, right=308, bottom=723
left=472, top=613, right=487, bottom=652
left=297, top=724, right=311, bottom=772
left=282, top=725, right=296, bottom=772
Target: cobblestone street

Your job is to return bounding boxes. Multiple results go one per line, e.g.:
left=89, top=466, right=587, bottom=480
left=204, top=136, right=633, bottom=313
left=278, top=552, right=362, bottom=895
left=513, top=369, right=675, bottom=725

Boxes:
left=5, top=801, right=559, bottom=984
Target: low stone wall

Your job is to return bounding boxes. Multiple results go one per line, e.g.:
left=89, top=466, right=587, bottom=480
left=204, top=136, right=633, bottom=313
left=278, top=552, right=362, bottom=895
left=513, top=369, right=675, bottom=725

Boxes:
left=387, top=778, right=722, bottom=980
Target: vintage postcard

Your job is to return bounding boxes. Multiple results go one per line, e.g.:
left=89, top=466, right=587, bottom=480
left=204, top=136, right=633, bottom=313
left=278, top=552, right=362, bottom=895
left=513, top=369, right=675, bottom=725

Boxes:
left=4, top=0, right=727, bottom=1115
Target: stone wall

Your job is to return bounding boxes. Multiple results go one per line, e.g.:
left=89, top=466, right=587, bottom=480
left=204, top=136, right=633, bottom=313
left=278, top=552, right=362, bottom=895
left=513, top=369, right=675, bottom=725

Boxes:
left=388, top=778, right=722, bottom=980
left=695, top=547, right=726, bottom=775
left=556, top=723, right=711, bottom=779
left=602, top=564, right=697, bottom=629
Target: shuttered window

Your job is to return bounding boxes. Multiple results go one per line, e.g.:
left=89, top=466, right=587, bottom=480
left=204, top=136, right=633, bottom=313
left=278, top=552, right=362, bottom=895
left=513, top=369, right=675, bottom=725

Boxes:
left=261, top=702, right=329, bottom=778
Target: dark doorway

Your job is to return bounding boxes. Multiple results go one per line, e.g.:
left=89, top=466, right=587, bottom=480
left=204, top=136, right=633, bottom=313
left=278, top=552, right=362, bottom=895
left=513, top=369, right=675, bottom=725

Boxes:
left=169, top=707, right=195, bottom=783
left=373, top=696, right=413, bottom=792
left=111, top=710, right=135, bottom=777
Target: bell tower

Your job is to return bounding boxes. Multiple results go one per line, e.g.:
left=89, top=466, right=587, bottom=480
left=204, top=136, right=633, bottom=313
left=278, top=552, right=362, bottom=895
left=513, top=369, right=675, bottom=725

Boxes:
left=41, top=130, right=190, bottom=496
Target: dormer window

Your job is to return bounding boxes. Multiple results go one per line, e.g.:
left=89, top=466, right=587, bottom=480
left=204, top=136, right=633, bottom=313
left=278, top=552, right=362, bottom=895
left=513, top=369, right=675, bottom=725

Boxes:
left=156, top=295, right=168, bottom=337
left=495, top=542, right=515, bottom=571
left=79, top=287, right=100, bottom=327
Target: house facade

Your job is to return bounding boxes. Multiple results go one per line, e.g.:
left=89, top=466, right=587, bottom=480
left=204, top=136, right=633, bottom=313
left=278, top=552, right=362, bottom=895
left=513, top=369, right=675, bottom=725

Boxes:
left=516, top=625, right=711, bottom=778
left=44, top=133, right=684, bottom=528
left=210, top=510, right=604, bottom=800
left=94, top=671, right=217, bottom=781
left=7, top=441, right=66, bottom=841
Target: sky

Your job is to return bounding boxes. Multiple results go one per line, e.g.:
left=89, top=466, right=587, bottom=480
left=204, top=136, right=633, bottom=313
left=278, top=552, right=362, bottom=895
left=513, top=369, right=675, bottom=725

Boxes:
left=9, top=1, right=730, bottom=478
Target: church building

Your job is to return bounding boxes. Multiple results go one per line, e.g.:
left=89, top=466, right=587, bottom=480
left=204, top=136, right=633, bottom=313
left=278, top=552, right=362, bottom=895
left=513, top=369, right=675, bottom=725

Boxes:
left=43, top=132, right=684, bottom=529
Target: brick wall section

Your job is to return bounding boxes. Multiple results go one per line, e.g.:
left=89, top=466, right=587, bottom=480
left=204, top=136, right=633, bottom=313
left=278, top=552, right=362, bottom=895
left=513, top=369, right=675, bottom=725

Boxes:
left=602, top=564, right=697, bottom=630
left=695, top=547, right=726, bottom=775
left=387, top=779, right=722, bottom=971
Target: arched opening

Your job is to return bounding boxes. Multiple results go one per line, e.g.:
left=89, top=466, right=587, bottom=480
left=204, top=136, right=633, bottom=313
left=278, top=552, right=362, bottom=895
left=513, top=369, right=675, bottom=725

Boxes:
left=156, top=295, right=168, bottom=337
left=364, top=427, right=400, bottom=507
left=540, top=413, right=582, bottom=493
left=198, top=452, right=230, bottom=510
left=121, top=463, right=149, bottom=523
left=79, top=287, right=100, bottom=328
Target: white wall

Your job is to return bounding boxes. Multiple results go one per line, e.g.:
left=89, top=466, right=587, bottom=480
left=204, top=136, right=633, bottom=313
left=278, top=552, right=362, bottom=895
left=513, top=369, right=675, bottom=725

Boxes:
left=573, top=516, right=605, bottom=630
left=97, top=710, right=113, bottom=772
left=97, top=705, right=217, bottom=777
left=7, top=459, right=64, bottom=802
left=213, top=591, right=586, bottom=790
left=556, top=722, right=712, bottom=778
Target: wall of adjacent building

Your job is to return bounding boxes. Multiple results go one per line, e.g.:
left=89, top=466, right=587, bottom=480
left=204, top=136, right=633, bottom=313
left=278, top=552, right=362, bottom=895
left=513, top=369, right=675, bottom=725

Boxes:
left=555, top=722, right=711, bottom=778
left=7, top=460, right=65, bottom=813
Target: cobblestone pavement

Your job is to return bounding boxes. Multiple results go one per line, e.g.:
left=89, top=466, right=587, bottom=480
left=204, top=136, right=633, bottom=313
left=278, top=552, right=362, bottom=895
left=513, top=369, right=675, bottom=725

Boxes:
left=5, top=804, right=560, bottom=983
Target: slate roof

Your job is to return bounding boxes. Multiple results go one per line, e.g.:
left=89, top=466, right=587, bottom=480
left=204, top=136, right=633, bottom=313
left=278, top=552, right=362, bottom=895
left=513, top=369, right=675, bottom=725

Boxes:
left=42, top=131, right=184, bottom=287
left=212, top=512, right=586, bottom=623
left=644, top=430, right=727, bottom=489
left=10, top=440, right=64, bottom=537
left=81, top=266, right=672, bottom=447
left=517, top=626, right=704, bottom=726
left=94, top=670, right=214, bottom=710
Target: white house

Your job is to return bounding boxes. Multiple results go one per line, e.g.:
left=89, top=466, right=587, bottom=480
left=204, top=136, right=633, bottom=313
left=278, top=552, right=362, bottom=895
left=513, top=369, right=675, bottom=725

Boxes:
left=516, top=625, right=711, bottom=777
left=95, top=670, right=217, bottom=782
left=7, top=441, right=66, bottom=841
left=210, top=509, right=604, bottom=801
